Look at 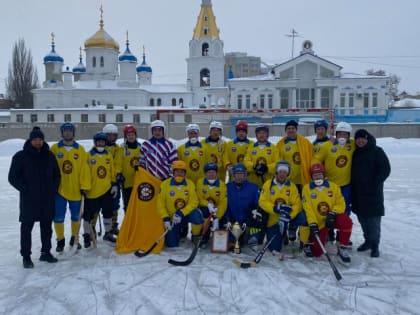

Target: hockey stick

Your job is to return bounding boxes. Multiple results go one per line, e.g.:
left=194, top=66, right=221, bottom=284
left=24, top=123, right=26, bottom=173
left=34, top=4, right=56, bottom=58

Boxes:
left=134, top=228, right=171, bottom=258
left=168, top=213, right=214, bottom=266
left=232, top=233, right=277, bottom=268
left=315, top=234, right=342, bottom=281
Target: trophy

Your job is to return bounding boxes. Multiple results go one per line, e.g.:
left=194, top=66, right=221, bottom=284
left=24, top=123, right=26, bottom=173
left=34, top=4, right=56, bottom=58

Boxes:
left=229, top=222, right=246, bottom=254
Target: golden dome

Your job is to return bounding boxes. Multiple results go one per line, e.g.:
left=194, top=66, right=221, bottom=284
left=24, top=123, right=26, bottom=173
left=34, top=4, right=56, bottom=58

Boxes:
left=84, top=8, right=119, bottom=50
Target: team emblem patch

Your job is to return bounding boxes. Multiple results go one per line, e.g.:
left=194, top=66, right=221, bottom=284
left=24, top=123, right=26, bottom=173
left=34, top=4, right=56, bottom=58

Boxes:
left=184, top=190, right=189, bottom=196
left=106, top=159, right=111, bottom=165
left=137, top=183, right=155, bottom=201
left=346, top=144, right=352, bottom=151
left=328, top=191, right=333, bottom=198
left=174, top=198, right=186, bottom=210
left=90, top=159, right=97, bottom=165
left=331, top=147, right=337, bottom=153
left=184, top=151, right=190, bottom=156
left=170, top=190, right=175, bottom=197
left=292, top=152, right=301, bottom=165
left=286, top=190, right=290, bottom=196
left=311, top=193, right=317, bottom=199
left=267, top=149, right=272, bottom=155
left=62, top=160, right=73, bottom=174
left=336, top=155, right=348, bottom=168
left=270, top=189, right=275, bottom=195
left=232, top=147, right=237, bottom=152
left=73, top=153, right=79, bottom=160
left=236, top=154, right=245, bottom=163
left=57, top=152, right=64, bottom=159
left=317, top=201, right=330, bottom=216
left=199, top=151, right=204, bottom=156
left=275, top=198, right=286, bottom=205
left=251, top=150, right=257, bottom=155
left=125, top=151, right=131, bottom=156
left=215, top=191, right=220, bottom=196
left=97, top=166, right=107, bottom=179
left=189, top=159, right=200, bottom=171
left=286, top=146, right=291, bottom=152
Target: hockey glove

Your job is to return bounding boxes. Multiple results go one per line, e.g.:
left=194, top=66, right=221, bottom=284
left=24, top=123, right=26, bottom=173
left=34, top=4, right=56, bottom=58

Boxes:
left=80, top=190, right=87, bottom=198
left=163, top=217, right=172, bottom=231
left=116, top=173, right=125, bottom=186
left=309, top=223, right=320, bottom=238
left=254, top=163, right=268, bottom=176
left=110, top=184, right=119, bottom=198
left=208, top=202, right=218, bottom=215
left=325, top=211, right=336, bottom=230
left=172, top=210, right=184, bottom=225
left=211, top=218, right=219, bottom=231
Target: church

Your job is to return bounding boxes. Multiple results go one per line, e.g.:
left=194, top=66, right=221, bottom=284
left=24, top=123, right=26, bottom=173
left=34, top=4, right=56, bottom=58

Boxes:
left=12, top=0, right=391, bottom=125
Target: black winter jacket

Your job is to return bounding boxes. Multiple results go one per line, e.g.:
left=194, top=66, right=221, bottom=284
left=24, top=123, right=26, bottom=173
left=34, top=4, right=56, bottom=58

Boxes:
left=351, top=132, right=391, bottom=217
left=8, top=140, right=60, bottom=223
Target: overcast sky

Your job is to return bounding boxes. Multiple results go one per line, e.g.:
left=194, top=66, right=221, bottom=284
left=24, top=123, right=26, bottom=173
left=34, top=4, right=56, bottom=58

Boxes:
left=1, top=0, right=419, bottom=95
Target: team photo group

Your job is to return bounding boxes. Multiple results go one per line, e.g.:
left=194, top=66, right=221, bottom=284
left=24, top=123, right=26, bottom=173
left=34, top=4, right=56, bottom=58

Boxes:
left=8, top=118, right=391, bottom=269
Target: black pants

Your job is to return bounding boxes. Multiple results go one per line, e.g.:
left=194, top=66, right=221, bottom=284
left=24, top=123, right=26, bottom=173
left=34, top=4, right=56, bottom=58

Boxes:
left=20, top=220, right=53, bottom=257
left=83, top=190, right=114, bottom=221
left=122, top=187, right=133, bottom=212
left=357, top=215, right=381, bottom=246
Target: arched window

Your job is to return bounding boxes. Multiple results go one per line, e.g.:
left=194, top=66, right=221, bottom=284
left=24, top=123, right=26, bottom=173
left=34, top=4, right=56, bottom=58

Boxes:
left=200, top=69, right=210, bottom=87
left=179, top=98, right=184, bottom=107
left=202, top=43, right=209, bottom=56
left=321, top=89, right=330, bottom=108
left=92, top=57, right=96, bottom=68
left=157, top=98, right=162, bottom=106
left=149, top=98, right=154, bottom=106
left=171, top=98, right=176, bottom=106
left=100, top=56, right=104, bottom=67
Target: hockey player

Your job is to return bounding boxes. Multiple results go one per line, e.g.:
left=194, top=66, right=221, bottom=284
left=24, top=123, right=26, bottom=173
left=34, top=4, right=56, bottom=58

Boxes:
left=276, top=119, right=313, bottom=243
left=140, top=120, right=178, bottom=180
left=178, top=123, right=206, bottom=184
left=50, top=123, right=91, bottom=252
left=313, top=120, right=330, bottom=153
left=82, top=132, right=118, bottom=248
left=157, top=160, right=203, bottom=247
left=102, top=124, right=123, bottom=235
left=201, top=121, right=226, bottom=182
left=224, top=120, right=253, bottom=181
left=224, top=164, right=260, bottom=248
left=312, top=121, right=355, bottom=216
left=259, top=161, right=304, bottom=254
left=244, top=124, right=279, bottom=188
left=196, top=163, right=228, bottom=246
left=120, top=125, right=141, bottom=212
left=302, top=164, right=352, bottom=262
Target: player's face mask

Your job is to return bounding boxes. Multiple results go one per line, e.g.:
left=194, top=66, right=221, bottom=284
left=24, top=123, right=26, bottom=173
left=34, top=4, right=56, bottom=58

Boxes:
left=314, top=179, right=324, bottom=186
left=96, top=146, right=105, bottom=153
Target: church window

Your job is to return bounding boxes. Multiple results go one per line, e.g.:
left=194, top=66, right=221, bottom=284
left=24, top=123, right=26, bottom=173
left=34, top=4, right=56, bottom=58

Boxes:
left=372, top=93, right=378, bottom=107
left=172, top=98, right=176, bottom=106
left=202, top=43, right=209, bottom=56
left=363, top=93, right=370, bottom=108
left=204, top=15, right=208, bottom=21
left=237, top=95, right=243, bottom=109
left=200, top=69, right=210, bottom=86
left=179, top=98, right=184, bottom=107
left=157, top=98, right=162, bottom=106
left=340, top=93, right=346, bottom=107
left=150, top=98, right=155, bottom=106
left=203, top=27, right=209, bottom=35
left=260, top=95, right=265, bottom=109
left=245, top=95, right=251, bottom=109
left=100, top=57, right=104, bottom=67
left=268, top=94, right=273, bottom=109
left=92, top=57, right=96, bottom=68
left=349, top=93, right=354, bottom=108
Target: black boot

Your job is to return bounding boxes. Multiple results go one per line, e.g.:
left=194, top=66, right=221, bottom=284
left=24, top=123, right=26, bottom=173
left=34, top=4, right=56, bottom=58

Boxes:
left=83, top=233, right=91, bottom=248
left=69, top=236, right=82, bottom=250
left=357, top=241, right=371, bottom=252
left=40, top=252, right=58, bottom=263
left=103, top=231, right=117, bottom=243
left=23, top=256, right=34, bottom=269
left=288, top=226, right=297, bottom=242
left=370, top=245, right=380, bottom=258
left=56, top=238, right=65, bottom=252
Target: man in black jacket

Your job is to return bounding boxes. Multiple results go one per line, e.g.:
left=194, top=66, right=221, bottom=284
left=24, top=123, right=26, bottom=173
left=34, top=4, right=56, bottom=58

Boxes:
left=8, top=127, right=61, bottom=268
left=351, top=129, right=391, bottom=257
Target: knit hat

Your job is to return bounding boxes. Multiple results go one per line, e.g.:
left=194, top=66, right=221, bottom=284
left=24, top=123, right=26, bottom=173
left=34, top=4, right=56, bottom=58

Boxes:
left=29, top=127, right=45, bottom=141
left=285, top=119, right=298, bottom=130
left=355, top=129, right=369, bottom=139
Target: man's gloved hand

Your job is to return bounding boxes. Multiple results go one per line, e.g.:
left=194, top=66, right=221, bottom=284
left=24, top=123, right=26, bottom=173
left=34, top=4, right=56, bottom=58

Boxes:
left=254, top=163, right=268, bottom=176
left=208, top=202, right=218, bottom=216
left=309, top=223, right=320, bottom=238
left=172, top=210, right=184, bottom=225
left=163, top=217, right=172, bottom=231
left=80, top=190, right=87, bottom=198
left=211, top=218, right=219, bottom=231
left=325, top=211, right=337, bottom=230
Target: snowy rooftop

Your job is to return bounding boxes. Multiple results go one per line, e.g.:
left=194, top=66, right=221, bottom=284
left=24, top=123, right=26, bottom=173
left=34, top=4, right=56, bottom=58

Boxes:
left=392, top=98, right=420, bottom=108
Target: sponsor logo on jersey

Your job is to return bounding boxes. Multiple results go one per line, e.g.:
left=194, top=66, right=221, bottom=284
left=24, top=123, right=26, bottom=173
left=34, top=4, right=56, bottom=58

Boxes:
left=184, top=190, right=189, bottom=196
left=138, top=183, right=155, bottom=201
left=286, top=189, right=290, bottom=196
left=73, top=153, right=79, bottom=160
left=215, top=191, right=220, bottom=196
left=267, top=149, right=272, bottom=155
left=106, top=159, right=111, bottom=165
left=328, top=191, right=333, bottom=198
left=199, top=151, right=204, bottom=156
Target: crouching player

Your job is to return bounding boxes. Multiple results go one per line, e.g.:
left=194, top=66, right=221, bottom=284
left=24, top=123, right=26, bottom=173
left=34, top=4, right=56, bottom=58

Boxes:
left=302, top=164, right=352, bottom=263
left=158, top=160, right=204, bottom=247
left=259, top=161, right=305, bottom=255
left=83, top=132, right=119, bottom=247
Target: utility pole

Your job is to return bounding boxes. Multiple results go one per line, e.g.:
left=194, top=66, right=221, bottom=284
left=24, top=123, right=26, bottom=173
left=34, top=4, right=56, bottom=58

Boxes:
left=285, top=29, right=301, bottom=58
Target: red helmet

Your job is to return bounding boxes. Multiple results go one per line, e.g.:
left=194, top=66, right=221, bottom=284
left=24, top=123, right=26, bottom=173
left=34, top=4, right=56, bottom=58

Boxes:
left=310, top=163, right=325, bottom=176
left=235, top=120, right=248, bottom=132
left=123, top=125, right=137, bottom=136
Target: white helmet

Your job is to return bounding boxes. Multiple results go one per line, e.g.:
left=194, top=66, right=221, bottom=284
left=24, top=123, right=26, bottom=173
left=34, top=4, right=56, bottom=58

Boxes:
left=151, top=120, right=165, bottom=131
left=209, top=121, right=223, bottom=132
left=102, top=124, right=118, bottom=134
left=186, top=123, right=200, bottom=134
left=335, top=121, right=352, bottom=134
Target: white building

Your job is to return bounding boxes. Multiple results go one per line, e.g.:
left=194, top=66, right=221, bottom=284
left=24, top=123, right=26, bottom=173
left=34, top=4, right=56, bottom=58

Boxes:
left=10, top=0, right=390, bottom=125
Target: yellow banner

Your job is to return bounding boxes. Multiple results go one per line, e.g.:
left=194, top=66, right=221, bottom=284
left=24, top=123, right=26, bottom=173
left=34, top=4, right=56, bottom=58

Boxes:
left=116, top=167, right=164, bottom=254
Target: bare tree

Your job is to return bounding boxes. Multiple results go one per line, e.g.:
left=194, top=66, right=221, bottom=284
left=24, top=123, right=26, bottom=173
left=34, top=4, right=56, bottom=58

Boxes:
left=6, top=38, right=39, bottom=108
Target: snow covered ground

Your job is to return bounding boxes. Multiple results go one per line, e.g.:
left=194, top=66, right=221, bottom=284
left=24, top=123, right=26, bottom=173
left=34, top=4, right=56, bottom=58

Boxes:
left=0, top=137, right=419, bottom=314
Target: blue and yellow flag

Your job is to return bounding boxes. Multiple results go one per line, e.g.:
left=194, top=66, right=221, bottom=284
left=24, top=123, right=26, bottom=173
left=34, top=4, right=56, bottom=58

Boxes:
left=116, top=167, right=164, bottom=254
